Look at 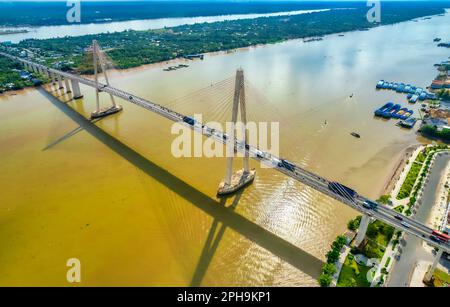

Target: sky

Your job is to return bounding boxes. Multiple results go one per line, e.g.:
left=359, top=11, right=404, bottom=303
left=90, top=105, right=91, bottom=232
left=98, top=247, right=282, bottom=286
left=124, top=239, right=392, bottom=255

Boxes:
left=2, top=0, right=447, bottom=2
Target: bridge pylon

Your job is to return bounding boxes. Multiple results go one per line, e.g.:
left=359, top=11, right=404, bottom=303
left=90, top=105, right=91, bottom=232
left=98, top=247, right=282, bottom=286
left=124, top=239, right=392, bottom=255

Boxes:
left=90, top=40, right=122, bottom=119
left=217, top=68, right=256, bottom=196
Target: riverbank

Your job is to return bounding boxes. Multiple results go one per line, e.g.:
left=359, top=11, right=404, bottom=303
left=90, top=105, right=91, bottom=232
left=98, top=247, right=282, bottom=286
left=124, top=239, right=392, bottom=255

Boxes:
left=325, top=145, right=450, bottom=287
left=1, top=3, right=446, bottom=91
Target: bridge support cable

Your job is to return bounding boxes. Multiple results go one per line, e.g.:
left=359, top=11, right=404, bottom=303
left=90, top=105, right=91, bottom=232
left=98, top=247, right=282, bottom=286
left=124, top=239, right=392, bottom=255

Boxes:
left=90, top=40, right=122, bottom=119
left=217, top=68, right=255, bottom=196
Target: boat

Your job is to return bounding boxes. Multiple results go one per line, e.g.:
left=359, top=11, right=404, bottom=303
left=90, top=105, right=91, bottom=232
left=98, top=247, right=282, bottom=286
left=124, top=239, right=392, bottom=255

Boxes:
left=376, top=80, right=385, bottom=89
left=419, top=92, right=427, bottom=101
left=351, top=132, right=361, bottom=138
left=392, top=107, right=408, bottom=119
left=91, top=105, right=123, bottom=119
left=402, top=109, right=413, bottom=120
left=398, top=117, right=417, bottom=129
left=374, top=102, right=394, bottom=117
left=383, top=104, right=401, bottom=118
left=407, top=93, right=413, bottom=100
left=408, top=86, right=417, bottom=94
left=392, top=83, right=399, bottom=90
left=396, top=83, right=406, bottom=93
left=409, top=95, right=419, bottom=103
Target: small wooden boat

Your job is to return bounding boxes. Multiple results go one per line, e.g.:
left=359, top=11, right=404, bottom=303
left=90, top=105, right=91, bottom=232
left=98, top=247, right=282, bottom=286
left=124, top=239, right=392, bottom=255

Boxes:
left=351, top=132, right=361, bottom=138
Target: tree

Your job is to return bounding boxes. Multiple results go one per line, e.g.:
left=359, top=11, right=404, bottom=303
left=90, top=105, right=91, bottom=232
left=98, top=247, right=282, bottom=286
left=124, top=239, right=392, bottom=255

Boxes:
left=326, top=249, right=340, bottom=264
left=322, top=263, right=337, bottom=276
left=347, top=215, right=362, bottom=231
left=319, top=273, right=332, bottom=287
left=340, top=278, right=357, bottom=287
left=377, top=195, right=391, bottom=205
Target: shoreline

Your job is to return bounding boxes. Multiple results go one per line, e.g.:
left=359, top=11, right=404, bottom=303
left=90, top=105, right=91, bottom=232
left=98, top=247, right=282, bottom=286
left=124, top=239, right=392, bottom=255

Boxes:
left=3, top=8, right=447, bottom=96
left=380, top=144, right=423, bottom=197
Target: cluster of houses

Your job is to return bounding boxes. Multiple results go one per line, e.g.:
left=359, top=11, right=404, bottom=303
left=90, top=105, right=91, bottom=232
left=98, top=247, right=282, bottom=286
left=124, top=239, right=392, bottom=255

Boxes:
left=431, top=60, right=450, bottom=90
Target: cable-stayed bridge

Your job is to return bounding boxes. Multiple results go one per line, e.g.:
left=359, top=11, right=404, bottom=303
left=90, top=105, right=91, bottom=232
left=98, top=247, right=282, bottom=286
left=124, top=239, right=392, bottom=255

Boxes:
left=1, top=45, right=448, bottom=275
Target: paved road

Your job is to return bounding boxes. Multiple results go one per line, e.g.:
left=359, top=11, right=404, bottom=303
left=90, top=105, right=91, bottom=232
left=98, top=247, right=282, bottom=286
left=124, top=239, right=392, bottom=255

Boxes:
left=388, top=154, right=449, bottom=287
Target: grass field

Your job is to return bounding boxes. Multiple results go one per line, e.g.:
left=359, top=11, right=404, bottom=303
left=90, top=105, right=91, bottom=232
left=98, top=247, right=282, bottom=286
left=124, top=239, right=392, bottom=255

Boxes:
left=337, top=255, right=371, bottom=287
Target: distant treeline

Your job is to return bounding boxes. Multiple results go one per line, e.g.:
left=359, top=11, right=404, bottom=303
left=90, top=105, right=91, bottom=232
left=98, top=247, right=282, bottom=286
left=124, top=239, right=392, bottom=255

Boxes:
left=13, top=4, right=447, bottom=74
left=0, top=1, right=363, bottom=27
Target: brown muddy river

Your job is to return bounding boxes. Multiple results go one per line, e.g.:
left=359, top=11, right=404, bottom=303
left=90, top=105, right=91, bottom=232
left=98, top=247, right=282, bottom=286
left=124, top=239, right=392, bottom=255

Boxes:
left=0, top=13, right=449, bottom=286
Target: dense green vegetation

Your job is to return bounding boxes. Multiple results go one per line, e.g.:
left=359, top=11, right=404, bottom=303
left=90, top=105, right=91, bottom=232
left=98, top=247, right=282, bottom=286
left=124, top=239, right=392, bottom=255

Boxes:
left=0, top=1, right=356, bottom=27
left=0, top=56, right=33, bottom=92
left=393, top=205, right=405, bottom=213
left=377, top=195, right=391, bottom=206
left=421, top=125, right=450, bottom=141
left=336, top=254, right=371, bottom=287
left=433, top=268, right=450, bottom=287
left=319, top=235, right=347, bottom=287
left=6, top=5, right=447, bottom=74
left=399, top=145, right=449, bottom=215
left=397, top=161, right=423, bottom=200
left=347, top=215, right=361, bottom=231
left=437, top=89, right=450, bottom=101
left=1, top=3, right=446, bottom=91
left=363, top=220, right=394, bottom=259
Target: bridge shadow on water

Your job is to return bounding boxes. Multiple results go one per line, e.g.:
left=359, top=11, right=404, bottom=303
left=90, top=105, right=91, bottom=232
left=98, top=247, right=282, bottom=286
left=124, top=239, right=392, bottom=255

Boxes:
left=37, top=87, right=324, bottom=284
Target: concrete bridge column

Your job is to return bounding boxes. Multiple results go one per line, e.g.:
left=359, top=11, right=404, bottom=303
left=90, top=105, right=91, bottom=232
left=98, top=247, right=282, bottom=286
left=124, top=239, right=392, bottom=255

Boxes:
left=50, top=72, right=57, bottom=85
left=71, top=79, right=83, bottom=99
left=57, top=74, right=64, bottom=89
left=354, top=214, right=371, bottom=247
left=64, top=78, right=71, bottom=93
left=424, top=248, right=443, bottom=282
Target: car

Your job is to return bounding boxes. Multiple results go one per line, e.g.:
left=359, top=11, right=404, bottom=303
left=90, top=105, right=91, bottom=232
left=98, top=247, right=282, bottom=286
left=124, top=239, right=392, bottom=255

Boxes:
left=272, top=157, right=281, bottom=167
left=394, top=215, right=403, bottom=221
left=129, top=96, right=133, bottom=100
left=401, top=221, right=410, bottom=228
left=430, top=235, right=440, bottom=243
left=362, top=200, right=377, bottom=210
left=255, top=150, right=263, bottom=158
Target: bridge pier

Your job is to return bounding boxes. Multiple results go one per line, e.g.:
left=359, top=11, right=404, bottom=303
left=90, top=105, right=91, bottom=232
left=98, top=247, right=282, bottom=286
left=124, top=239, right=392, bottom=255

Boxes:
left=57, top=74, right=64, bottom=89
left=50, top=72, right=57, bottom=85
left=70, top=79, right=83, bottom=99
left=354, top=214, right=371, bottom=247
left=64, top=78, right=71, bottom=93
left=90, top=40, right=122, bottom=119
left=424, top=248, right=443, bottom=283
left=217, top=68, right=255, bottom=196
